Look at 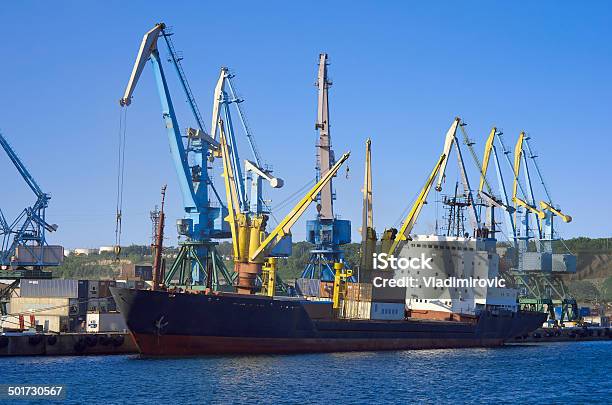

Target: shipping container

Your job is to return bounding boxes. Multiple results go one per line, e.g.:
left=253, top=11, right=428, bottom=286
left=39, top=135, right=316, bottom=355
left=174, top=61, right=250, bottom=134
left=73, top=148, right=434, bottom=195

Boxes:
left=9, top=297, right=79, bottom=316
left=98, top=280, right=116, bottom=298
left=319, top=281, right=334, bottom=298
left=346, top=283, right=359, bottom=300
left=35, top=315, right=69, bottom=333
left=339, top=299, right=371, bottom=320
left=88, top=280, right=100, bottom=299
left=20, top=279, right=88, bottom=298
left=371, top=272, right=406, bottom=303
left=359, top=283, right=373, bottom=301
left=15, top=245, right=64, bottom=266
left=370, top=302, right=405, bottom=320
left=522, top=252, right=552, bottom=272
left=552, top=254, right=577, bottom=273
left=135, top=265, right=153, bottom=281
left=2, top=314, right=69, bottom=333
left=345, top=282, right=373, bottom=302
left=86, top=312, right=127, bottom=333
left=120, top=264, right=136, bottom=279
left=120, top=264, right=153, bottom=281
left=87, top=300, right=101, bottom=312
left=582, top=315, right=610, bottom=327
left=296, top=278, right=320, bottom=297
left=71, top=315, right=87, bottom=333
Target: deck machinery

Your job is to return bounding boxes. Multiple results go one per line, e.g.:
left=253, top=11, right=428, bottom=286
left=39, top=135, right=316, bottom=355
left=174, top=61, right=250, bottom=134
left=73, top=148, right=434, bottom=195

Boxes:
left=301, top=53, right=351, bottom=281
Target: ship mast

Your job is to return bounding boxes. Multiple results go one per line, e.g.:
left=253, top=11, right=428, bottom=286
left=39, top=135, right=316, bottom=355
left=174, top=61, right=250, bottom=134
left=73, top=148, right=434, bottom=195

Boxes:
left=152, top=185, right=167, bottom=290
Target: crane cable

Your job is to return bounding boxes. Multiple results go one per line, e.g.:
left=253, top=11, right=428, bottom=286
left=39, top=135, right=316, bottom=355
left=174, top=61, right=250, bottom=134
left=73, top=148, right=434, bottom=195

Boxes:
left=114, top=108, right=128, bottom=260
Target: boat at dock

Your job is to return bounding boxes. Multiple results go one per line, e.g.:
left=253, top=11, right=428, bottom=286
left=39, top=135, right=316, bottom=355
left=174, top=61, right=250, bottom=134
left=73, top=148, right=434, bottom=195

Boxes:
left=110, top=287, right=546, bottom=356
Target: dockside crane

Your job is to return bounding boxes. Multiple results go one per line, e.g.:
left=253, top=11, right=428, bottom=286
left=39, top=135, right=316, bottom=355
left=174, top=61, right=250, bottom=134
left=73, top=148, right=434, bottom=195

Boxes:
left=434, top=117, right=483, bottom=237
left=301, top=53, right=351, bottom=281
left=120, top=23, right=232, bottom=288
left=512, top=132, right=547, bottom=262
left=219, top=118, right=351, bottom=295
left=522, top=136, right=572, bottom=251
left=0, top=132, right=62, bottom=273
left=359, top=139, right=376, bottom=277
left=382, top=117, right=500, bottom=256
left=512, top=133, right=577, bottom=321
left=209, top=67, right=284, bottom=217
left=384, top=117, right=495, bottom=256
left=478, top=127, right=517, bottom=244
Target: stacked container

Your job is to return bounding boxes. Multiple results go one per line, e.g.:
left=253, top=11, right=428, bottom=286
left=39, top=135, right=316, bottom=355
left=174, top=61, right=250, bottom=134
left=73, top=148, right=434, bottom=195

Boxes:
left=14, top=279, right=90, bottom=332
left=339, top=282, right=373, bottom=319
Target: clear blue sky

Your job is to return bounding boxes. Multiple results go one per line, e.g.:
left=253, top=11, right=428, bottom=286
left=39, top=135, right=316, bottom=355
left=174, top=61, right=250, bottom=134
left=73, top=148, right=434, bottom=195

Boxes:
left=1, top=1, right=610, bottom=249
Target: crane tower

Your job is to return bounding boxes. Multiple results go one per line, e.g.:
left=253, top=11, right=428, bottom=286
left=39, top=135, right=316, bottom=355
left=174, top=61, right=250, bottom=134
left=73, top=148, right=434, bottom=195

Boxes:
left=301, top=54, right=351, bottom=281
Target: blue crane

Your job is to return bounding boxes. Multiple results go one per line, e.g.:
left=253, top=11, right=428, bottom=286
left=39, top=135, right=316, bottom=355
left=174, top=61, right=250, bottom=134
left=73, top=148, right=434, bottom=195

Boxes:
left=0, top=132, right=62, bottom=269
left=120, top=23, right=232, bottom=288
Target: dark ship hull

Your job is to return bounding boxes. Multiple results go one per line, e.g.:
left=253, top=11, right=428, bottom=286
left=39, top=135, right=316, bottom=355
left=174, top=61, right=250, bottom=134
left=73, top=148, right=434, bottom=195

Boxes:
left=110, top=287, right=547, bottom=356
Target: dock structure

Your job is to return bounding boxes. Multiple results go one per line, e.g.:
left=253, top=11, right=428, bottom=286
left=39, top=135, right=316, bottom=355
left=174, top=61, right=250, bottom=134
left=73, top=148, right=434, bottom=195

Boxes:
left=0, top=332, right=136, bottom=357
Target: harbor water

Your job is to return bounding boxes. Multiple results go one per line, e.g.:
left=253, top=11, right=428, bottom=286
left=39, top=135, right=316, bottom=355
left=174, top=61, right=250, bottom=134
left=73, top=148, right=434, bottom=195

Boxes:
left=2, top=341, right=611, bottom=404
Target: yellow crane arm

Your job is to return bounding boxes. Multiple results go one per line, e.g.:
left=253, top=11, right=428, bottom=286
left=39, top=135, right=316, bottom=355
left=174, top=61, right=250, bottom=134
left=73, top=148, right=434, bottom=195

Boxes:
left=250, top=152, right=351, bottom=261
left=389, top=153, right=447, bottom=255
left=512, top=131, right=524, bottom=201
left=515, top=197, right=546, bottom=219
left=361, top=138, right=373, bottom=242
left=435, top=117, right=461, bottom=192
left=360, top=138, right=376, bottom=271
left=540, top=201, right=572, bottom=223
left=512, top=131, right=545, bottom=219
left=479, top=127, right=496, bottom=194
left=219, top=121, right=241, bottom=259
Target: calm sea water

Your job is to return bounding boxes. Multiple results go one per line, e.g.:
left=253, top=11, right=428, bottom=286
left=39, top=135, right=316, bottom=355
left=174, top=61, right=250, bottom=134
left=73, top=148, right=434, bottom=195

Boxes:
left=2, top=341, right=610, bottom=404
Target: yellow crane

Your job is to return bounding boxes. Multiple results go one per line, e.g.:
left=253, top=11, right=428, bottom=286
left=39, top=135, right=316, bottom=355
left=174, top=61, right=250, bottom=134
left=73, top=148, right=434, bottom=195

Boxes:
left=539, top=201, right=572, bottom=223
left=512, top=132, right=546, bottom=221
left=360, top=138, right=376, bottom=275
left=478, top=127, right=496, bottom=195
left=383, top=153, right=447, bottom=255
left=382, top=118, right=481, bottom=256
left=219, top=120, right=351, bottom=295
left=478, top=127, right=516, bottom=239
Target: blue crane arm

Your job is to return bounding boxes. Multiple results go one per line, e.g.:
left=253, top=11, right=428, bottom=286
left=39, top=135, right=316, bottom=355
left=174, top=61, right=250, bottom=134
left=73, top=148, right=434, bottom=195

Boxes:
left=160, top=29, right=207, bottom=133
left=148, top=50, right=199, bottom=211
left=120, top=23, right=223, bottom=242
left=119, top=23, right=200, bottom=214
left=0, top=132, right=46, bottom=199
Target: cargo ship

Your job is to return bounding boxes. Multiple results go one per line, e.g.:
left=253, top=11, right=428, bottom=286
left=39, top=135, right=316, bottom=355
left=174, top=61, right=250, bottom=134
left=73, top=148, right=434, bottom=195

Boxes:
left=110, top=234, right=547, bottom=356
left=111, top=287, right=545, bottom=355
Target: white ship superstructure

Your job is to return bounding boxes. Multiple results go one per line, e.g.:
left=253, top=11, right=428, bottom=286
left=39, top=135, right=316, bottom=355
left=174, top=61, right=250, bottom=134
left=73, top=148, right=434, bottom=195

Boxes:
left=394, top=235, right=518, bottom=318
